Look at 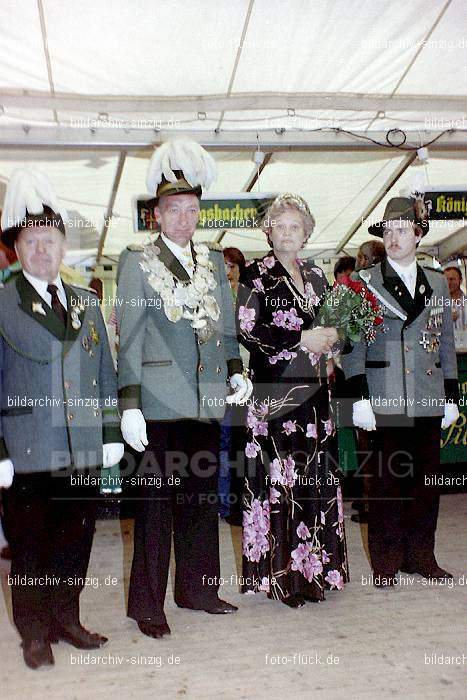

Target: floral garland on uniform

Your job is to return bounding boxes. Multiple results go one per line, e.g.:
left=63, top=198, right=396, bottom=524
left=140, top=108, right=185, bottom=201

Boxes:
left=139, top=242, right=220, bottom=340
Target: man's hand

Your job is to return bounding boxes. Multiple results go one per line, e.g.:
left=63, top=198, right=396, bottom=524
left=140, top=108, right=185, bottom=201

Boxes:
left=102, top=442, right=125, bottom=467
left=226, top=373, right=253, bottom=405
left=0, top=459, right=14, bottom=489
left=441, top=403, right=460, bottom=430
left=352, top=399, right=376, bottom=431
left=121, top=409, right=148, bottom=452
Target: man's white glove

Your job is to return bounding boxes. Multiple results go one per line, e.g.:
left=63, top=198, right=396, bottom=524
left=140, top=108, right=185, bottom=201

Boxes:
left=441, top=403, right=460, bottom=430
left=226, top=373, right=253, bottom=405
left=0, top=459, right=14, bottom=489
left=121, top=409, right=148, bottom=452
left=352, top=399, right=376, bottom=431
left=102, top=442, right=125, bottom=467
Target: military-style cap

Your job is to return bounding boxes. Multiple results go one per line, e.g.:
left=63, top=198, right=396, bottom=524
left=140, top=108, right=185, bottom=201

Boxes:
left=369, top=195, right=429, bottom=238
left=156, top=169, right=202, bottom=201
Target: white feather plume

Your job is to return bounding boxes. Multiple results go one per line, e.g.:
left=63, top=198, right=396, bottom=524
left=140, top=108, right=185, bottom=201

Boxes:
left=1, top=168, right=68, bottom=231
left=146, top=138, right=217, bottom=194
left=399, top=172, right=427, bottom=198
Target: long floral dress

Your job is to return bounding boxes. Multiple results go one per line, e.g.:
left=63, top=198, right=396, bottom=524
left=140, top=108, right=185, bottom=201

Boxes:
left=236, top=251, right=349, bottom=602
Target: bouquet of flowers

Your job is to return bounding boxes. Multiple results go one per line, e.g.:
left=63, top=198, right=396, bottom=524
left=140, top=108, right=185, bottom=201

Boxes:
left=316, top=275, right=385, bottom=345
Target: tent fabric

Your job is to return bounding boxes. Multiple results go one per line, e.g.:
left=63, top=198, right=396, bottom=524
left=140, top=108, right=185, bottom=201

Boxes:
left=0, top=0, right=466, bottom=261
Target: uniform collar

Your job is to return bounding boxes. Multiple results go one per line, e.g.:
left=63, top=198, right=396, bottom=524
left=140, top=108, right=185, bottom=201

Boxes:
left=387, top=257, right=417, bottom=281
left=156, top=234, right=192, bottom=282
left=23, top=270, right=66, bottom=307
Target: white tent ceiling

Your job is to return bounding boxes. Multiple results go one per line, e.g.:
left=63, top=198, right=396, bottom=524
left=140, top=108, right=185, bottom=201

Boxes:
left=0, top=0, right=466, bottom=263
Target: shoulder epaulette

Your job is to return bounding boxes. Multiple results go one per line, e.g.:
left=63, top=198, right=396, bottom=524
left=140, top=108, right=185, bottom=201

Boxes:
left=422, top=265, right=443, bottom=274
left=127, top=243, right=145, bottom=252
left=206, top=242, right=223, bottom=252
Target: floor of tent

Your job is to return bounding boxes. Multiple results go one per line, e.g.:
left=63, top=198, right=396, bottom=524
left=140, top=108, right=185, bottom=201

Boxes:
left=1, top=495, right=465, bottom=699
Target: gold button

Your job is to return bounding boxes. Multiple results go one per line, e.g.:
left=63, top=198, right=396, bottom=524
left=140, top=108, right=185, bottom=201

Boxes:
left=199, top=365, right=204, bottom=372
left=198, top=339, right=204, bottom=345
left=216, top=340, right=222, bottom=347
left=405, top=369, right=410, bottom=375
left=68, top=413, right=74, bottom=421
left=94, top=409, right=100, bottom=417
left=216, top=366, right=221, bottom=373
left=92, top=379, right=97, bottom=387
left=426, top=369, right=433, bottom=376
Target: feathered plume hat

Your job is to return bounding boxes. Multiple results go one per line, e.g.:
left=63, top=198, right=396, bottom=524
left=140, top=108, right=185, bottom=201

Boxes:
left=146, top=138, right=217, bottom=202
left=0, top=168, right=67, bottom=249
left=369, top=191, right=430, bottom=238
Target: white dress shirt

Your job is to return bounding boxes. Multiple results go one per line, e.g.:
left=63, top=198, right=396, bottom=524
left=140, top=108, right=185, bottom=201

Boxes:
left=161, top=233, right=194, bottom=278
left=387, top=258, right=417, bottom=298
left=23, top=270, right=68, bottom=310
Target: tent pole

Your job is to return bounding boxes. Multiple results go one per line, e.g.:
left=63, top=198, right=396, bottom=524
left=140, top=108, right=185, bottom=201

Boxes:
left=96, top=151, right=126, bottom=263
left=334, top=152, right=417, bottom=254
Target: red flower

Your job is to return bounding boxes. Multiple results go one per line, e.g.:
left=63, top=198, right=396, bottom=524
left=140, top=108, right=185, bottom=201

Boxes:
left=374, top=316, right=384, bottom=325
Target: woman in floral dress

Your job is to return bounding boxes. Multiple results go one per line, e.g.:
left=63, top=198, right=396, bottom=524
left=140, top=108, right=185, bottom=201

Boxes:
left=236, top=194, right=349, bottom=608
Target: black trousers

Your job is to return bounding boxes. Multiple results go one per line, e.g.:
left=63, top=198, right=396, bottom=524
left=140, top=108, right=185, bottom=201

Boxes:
left=366, top=416, right=442, bottom=576
left=2, top=470, right=97, bottom=641
left=127, top=419, right=221, bottom=625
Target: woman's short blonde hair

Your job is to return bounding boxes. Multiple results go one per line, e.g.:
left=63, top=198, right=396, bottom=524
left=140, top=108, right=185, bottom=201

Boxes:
left=261, top=193, right=316, bottom=247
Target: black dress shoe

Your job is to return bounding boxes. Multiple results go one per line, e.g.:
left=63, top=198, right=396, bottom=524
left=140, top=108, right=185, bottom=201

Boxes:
left=177, top=599, right=238, bottom=614
left=282, top=595, right=306, bottom=608
left=400, top=564, right=453, bottom=580
left=53, top=622, right=108, bottom=649
left=22, top=639, right=54, bottom=670
left=137, top=620, right=171, bottom=638
left=204, top=599, right=238, bottom=614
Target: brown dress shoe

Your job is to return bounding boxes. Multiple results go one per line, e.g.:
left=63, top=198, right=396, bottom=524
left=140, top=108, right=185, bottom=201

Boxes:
left=400, top=563, right=453, bottom=580
left=52, top=622, right=108, bottom=649
left=137, top=620, right=171, bottom=638
left=22, top=639, right=54, bottom=670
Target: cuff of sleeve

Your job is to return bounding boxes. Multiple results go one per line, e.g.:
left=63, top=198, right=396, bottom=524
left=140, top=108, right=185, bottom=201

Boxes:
left=118, top=384, right=142, bottom=412
left=345, top=374, right=370, bottom=401
left=103, top=424, right=123, bottom=444
left=227, top=358, right=243, bottom=377
left=444, top=378, right=460, bottom=405
left=0, top=437, right=9, bottom=461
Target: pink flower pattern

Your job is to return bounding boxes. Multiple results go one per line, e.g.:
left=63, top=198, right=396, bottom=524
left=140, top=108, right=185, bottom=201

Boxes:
left=282, top=420, right=297, bottom=435
left=243, top=498, right=271, bottom=562
left=238, top=305, right=255, bottom=332
left=325, top=570, right=344, bottom=590
left=238, top=252, right=348, bottom=600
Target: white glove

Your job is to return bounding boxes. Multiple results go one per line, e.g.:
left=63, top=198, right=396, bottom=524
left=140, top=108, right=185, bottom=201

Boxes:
left=226, top=373, right=253, bottom=405
left=352, top=399, right=376, bottom=431
left=441, top=403, right=460, bottom=430
left=121, top=409, right=148, bottom=452
left=0, top=459, right=14, bottom=489
left=102, top=442, right=125, bottom=468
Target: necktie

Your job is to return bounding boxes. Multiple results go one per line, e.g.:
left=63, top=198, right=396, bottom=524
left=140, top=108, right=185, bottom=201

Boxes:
left=181, top=249, right=194, bottom=276
left=47, top=284, right=67, bottom=326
